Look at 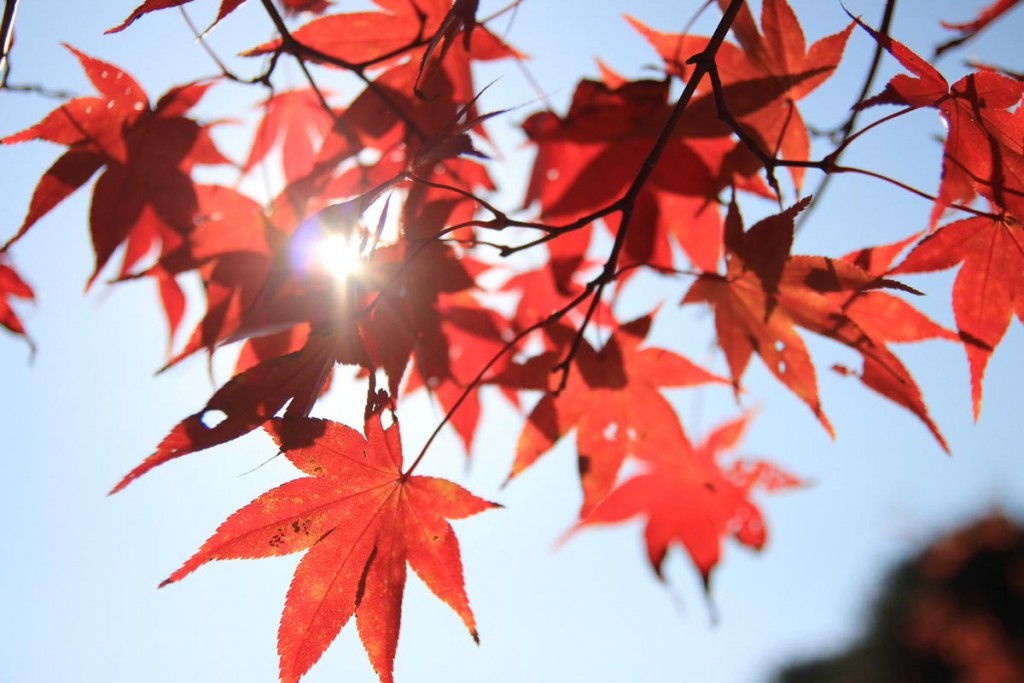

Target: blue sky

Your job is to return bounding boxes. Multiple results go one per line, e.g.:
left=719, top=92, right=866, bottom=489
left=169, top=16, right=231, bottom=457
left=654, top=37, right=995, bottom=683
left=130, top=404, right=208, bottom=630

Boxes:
left=1, top=1, right=1023, bottom=682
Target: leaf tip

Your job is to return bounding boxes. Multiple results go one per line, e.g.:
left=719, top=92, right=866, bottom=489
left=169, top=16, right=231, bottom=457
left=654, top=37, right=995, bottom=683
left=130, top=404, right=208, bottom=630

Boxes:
left=816, top=406, right=836, bottom=440
left=108, top=475, right=132, bottom=496
left=109, top=458, right=151, bottom=494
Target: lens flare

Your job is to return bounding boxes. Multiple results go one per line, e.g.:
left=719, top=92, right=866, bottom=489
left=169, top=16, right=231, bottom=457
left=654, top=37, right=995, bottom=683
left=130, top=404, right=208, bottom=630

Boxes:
left=315, top=232, right=364, bottom=281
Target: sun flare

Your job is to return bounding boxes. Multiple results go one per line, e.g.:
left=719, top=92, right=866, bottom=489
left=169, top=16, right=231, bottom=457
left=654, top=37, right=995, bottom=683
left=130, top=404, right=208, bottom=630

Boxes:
left=315, top=232, right=364, bottom=281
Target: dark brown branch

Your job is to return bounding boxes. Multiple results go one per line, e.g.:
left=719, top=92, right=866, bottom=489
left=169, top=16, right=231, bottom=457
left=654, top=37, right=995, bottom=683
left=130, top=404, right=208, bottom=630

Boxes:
left=407, top=1, right=751, bottom=470
left=549, top=0, right=749, bottom=391
left=407, top=0, right=746, bottom=464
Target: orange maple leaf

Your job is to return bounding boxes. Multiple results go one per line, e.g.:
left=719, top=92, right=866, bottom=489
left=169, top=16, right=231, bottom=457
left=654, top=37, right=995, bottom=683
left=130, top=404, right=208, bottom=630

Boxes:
left=571, top=412, right=799, bottom=587
left=161, top=408, right=496, bottom=683
left=684, top=198, right=947, bottom=447
left=504, top=314, right=726, bottom=514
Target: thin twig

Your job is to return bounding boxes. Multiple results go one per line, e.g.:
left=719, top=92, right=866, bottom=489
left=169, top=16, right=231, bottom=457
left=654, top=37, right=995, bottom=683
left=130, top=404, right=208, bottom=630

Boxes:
left=551, top=0, right=749, bottom=391
left=0, top=0, right=18, bottom=86
left=833, top=164, right=1002, bottom=220
left=405, top=281, right=596, bottom=476
left=797, top=0, right=897, bottom=229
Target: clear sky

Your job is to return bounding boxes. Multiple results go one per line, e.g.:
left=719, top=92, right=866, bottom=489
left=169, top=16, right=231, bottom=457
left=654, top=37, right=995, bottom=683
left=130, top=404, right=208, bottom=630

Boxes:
left=1, top=1, right=1022, bottom=682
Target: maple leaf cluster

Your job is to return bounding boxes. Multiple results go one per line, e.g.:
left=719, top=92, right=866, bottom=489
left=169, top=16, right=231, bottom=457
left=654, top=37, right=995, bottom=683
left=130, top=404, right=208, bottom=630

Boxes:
left=2, top=0, right=1022, bottom=681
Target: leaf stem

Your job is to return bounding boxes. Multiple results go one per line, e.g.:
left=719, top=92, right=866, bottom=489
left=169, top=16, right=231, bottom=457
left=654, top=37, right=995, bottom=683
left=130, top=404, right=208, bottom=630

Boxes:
left=404, top=282, right=595, bottom=476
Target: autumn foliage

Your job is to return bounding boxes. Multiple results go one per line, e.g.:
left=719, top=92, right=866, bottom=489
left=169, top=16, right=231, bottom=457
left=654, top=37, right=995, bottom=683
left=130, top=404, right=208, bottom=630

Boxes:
left=2, top=0, right=1023, bottom=681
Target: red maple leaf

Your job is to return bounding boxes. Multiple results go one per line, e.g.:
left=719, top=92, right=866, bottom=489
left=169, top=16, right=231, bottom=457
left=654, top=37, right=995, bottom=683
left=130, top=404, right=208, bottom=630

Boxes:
left=1, top=46, right=226, bottom=284
left=853, top=14, right=1024, bottom=223
left=403, top=291, right=513, bottom=453
left=714, top=0, right=852, bottom=191
left=523, top=77, right=751, bottom=275
left=154, top=184, right=283, bottom=364
left=107, top=0, right=245, bottom=34
left=825, top=235, right=956, bottom=451
left=161, top=409, right=496, bottom=683
left=244, top=0, right=516, bottom=89
left=244, top=1, right=431, bottom=67
left=630, top=0, right=853, bottom=191
left=503, top=314, right=726, bottom=513
left=893, top=215, right=1024, bottom=420
left=112, top=327, right=359, bottom=492
left=0, top=258, right=34, bottom=340
left=242, top=89, right=338, bottom=186
left=415, top=0, right=480, bottom=98
left=684, top=198, right=834, bottom=430
left=683, top=198, right=942, bottom=444
left=350, top=240, right=476, bottom=395
left=571, top=412, right=799, bottom=587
